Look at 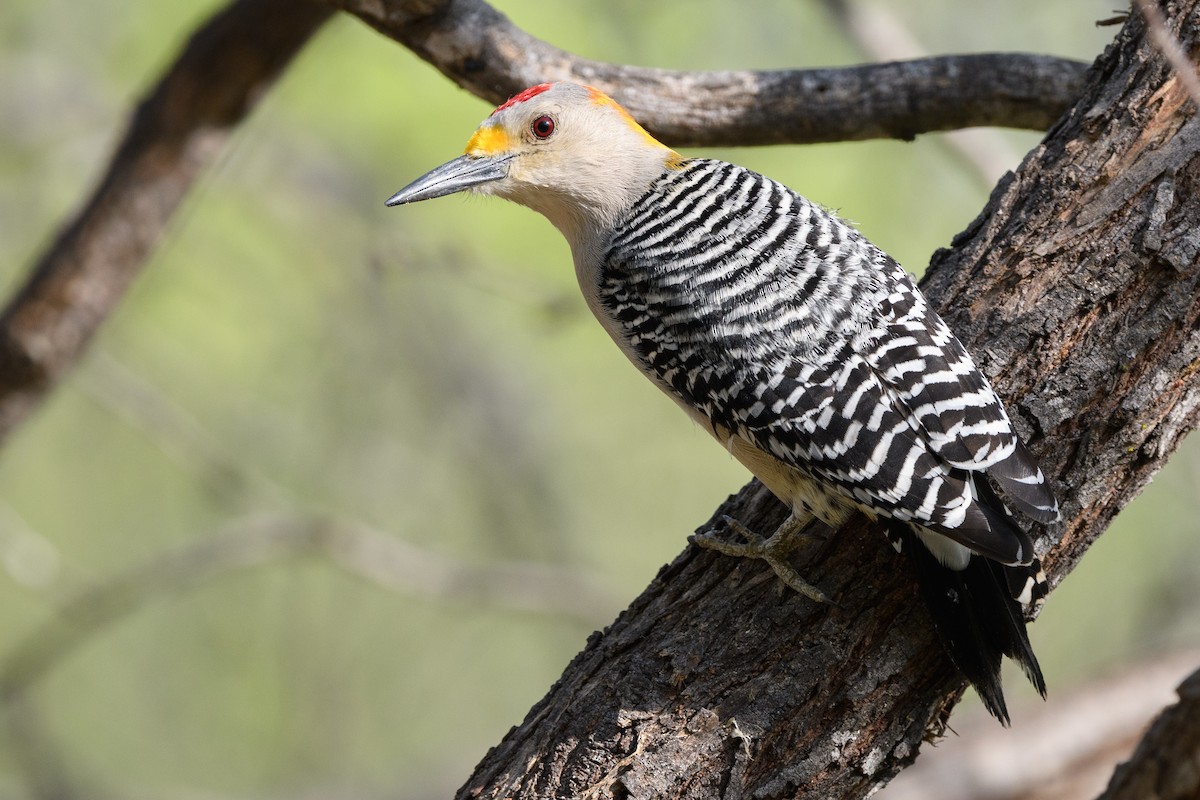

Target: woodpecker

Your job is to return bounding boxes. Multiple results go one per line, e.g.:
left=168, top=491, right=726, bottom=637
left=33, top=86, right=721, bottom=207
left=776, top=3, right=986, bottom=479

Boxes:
left=386, top=81, right=1059, bottom=723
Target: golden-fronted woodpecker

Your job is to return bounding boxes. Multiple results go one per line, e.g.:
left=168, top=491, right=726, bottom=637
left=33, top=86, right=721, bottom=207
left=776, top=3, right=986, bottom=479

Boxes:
left=386, top=81, right=1059, bottom=723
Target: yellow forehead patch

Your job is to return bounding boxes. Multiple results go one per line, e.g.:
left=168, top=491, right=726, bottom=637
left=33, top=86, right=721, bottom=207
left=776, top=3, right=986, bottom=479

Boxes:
left=464, top=124, right=513, bottom=156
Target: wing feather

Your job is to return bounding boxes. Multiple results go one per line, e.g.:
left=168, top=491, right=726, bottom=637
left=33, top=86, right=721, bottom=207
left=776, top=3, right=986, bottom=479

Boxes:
left=600, top=159, right=1055, bottom=555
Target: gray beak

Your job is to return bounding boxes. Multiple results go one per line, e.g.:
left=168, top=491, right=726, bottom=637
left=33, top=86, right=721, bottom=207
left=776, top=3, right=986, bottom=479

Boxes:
left=385, top=154, right=512, bottom=206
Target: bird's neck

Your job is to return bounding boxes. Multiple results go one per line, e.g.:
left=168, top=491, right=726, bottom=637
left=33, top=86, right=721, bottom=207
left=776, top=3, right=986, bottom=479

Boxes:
left=529, top=160, right=682, bottom=255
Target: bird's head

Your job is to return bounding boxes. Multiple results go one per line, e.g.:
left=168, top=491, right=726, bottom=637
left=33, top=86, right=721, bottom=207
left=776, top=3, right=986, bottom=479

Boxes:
left=386, top=82, right=681, bottom=242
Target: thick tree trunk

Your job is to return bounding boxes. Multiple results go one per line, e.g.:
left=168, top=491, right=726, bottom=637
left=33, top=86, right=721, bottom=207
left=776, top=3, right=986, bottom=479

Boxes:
left=3, top=0, right=1197, bottom=797
left=457, top=4, right=1200, bottom=799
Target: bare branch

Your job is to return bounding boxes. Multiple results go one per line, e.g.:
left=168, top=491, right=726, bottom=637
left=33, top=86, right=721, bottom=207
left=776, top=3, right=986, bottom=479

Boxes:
left=4, top=697, right=86, bottom=800
left=78, top=351, right=290, bottom=508
left=0, top=2, right=1168, bottom=793
left=332, top=0, right=1088, bottom=147
left=318, top=516, right=619, bottom=623
left=1099, top=663, right=1200, bottom=800
left=1134, top=0, right=1200, bottom=109
left=0, top=0, right=1088, bottom=455
left=453, top=3, right=1200, bottom=796
left=0, top=499, right=62, bottom=592
left=879, top=651, right=1200, bottom=800
left=0, top=514, right=617, bottom=703
left=0, top=0, right=333, bottom=443
left=820, top=0, right=1023, bottom=188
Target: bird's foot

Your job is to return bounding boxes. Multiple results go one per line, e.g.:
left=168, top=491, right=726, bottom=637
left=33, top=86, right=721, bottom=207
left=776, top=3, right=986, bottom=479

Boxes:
left=690, top=514, right=833, bottom=604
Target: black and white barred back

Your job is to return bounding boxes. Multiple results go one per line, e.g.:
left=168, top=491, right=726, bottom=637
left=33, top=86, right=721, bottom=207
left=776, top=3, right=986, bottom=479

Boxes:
left=600, top=158, right=1058, bottom=721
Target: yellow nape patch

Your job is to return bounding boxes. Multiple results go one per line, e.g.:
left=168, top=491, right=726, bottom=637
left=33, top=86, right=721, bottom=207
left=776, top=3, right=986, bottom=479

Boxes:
left=586, top=86, right=680, bottom=158
left=464, top=124, right=512, bottom=156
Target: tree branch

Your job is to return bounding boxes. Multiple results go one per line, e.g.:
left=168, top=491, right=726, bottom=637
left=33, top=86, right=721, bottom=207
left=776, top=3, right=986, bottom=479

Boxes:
left=879, top=650, right=1200, bottom=800
left=0, top=1, right=1187, bottom=794
left=0, top=0, right=333, bottom=443
left=1098, top=663, right=1200, bottom=800
left=333, top=0, right=1088, bottom=147
left=0, top=513, right=617, bottom=704
left=818, top=0, right=1023, bottom=187
left=1135, top=0, right=1200, bottom=107
left=0, top=0, right=1087, bottom=453
left=454, top=3, right=1200, bottom=798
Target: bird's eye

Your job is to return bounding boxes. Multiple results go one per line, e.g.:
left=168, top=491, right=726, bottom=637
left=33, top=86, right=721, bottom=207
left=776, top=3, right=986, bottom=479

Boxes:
left=531, top=115, right=556, bottom=139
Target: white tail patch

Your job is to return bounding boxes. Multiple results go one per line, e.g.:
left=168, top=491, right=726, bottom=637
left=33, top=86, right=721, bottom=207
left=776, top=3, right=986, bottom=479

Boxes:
left=914, top=526, right=972, bottom=570
left=1015, top=575, right=1035, bottom=606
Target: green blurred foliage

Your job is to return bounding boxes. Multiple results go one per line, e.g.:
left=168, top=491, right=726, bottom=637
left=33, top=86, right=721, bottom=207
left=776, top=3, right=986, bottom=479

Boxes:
left=0, top=1, right=1194, bottom=797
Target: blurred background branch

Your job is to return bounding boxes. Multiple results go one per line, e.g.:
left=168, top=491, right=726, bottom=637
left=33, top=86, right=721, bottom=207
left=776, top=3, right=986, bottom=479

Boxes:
left=880, top=650, right=1200, bottom=800
left=0, top=0, right=334, bottom=443
left=818, top=0, right=1023, bottom=189
left=0, top=511, right=616, bottom=706
left=0, top=0, right=1192, bottom=798
left=0, top=0, right=1089, bottom=471
left=1098, top=661, right=1200, bottom=800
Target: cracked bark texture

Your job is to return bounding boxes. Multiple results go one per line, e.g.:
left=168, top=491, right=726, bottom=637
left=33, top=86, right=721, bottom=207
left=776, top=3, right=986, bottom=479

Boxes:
left=1099, top=665, right=1200, bottom=800
left=2, top=0, right=1197, bottom=797
left=456, top=4, right=1200, bottom=799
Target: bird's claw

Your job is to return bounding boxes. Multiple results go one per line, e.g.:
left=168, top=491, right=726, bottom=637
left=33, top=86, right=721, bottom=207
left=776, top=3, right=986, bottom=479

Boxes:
left=690, top=514, right=833, bottom=604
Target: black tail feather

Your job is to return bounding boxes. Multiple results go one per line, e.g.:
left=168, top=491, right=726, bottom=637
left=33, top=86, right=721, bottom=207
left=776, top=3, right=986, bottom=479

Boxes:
left=987, top=439, right=1061, bottom=524
left=892, top=522, right=1046, bottom=725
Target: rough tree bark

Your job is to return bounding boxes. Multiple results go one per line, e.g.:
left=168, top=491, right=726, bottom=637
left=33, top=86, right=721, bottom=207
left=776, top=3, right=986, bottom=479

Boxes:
left=3, top=0, right=1198, bottom=798
left=454, top=4, right=1200, bottom=799
left=1099, top=664, right=1200, bottom=800
left=880, top=650, right=1200, bottom=799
